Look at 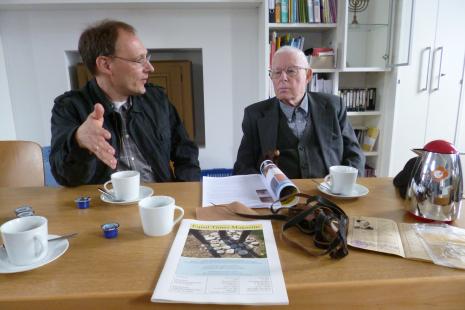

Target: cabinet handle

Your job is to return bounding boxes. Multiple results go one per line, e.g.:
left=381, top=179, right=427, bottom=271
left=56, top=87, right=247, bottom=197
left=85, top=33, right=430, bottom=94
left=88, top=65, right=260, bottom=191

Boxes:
left=419, top=47, right=432, bottom=92
left=431, top=46, right=444, bottom=92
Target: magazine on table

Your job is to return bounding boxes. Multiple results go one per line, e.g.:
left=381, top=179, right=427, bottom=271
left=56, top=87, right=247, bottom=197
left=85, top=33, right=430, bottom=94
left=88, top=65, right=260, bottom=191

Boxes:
left=151, top=219, right=289, bottom=305
left=348, top=216, right=465, bottom=270
left=347, top=216, right=431, bottom=261
left=202, top=160, right=299, bottom=208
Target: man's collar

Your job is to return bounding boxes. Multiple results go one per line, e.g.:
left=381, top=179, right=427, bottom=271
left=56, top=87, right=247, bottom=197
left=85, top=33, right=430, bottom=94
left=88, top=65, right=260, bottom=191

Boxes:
left=90, top=79, right=139, bottom=113
left=278, top=93, right=309, bottom=119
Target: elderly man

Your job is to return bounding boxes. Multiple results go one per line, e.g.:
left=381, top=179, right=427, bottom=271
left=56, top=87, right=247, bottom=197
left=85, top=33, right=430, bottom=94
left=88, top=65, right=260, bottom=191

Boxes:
left=50, top=20, right=200, bottom=186
left=233, top=46, right=364, bottom=178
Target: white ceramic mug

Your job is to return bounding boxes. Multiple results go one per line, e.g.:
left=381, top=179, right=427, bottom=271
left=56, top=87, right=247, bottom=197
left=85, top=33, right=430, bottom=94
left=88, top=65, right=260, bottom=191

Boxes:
left=0, top=216, right=48, bottom=266
left=138, top=196, right=184, bottom=237
left=104, top=170, right=140, bottom=201
left=324, top=165, right=358, bottom=195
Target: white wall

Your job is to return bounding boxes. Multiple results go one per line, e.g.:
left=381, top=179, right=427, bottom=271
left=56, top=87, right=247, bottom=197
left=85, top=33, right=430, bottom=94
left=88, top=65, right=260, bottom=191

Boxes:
left=0, top=33, right=16, bottom=139
left=0, top=7, right=260, bottom=169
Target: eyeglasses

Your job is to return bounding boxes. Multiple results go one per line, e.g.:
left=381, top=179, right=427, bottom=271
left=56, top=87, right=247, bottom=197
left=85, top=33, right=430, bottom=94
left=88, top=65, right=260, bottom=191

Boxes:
left=110, top=53, right=152, bottom=66
left=268, top=66, right=308, bottom=79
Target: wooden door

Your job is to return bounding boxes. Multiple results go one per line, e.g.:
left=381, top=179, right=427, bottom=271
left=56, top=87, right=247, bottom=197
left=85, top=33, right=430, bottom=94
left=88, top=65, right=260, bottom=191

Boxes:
left=147, top=60, right=194, bottom=140
left=75, top=60, right=195, bottom=140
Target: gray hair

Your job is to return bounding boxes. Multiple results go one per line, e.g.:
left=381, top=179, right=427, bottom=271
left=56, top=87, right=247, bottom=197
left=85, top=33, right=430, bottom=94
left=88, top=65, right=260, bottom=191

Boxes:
left=273, top=46, right=309, bottom=68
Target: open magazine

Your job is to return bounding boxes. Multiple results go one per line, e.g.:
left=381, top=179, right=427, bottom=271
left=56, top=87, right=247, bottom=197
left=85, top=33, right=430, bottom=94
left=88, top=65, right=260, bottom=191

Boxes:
left=151, top=219, right=289, bottom=305
left=202, top=160, right=299, bottom=208
left=347, top=216, right=465, bottom=270
left=347, top=216, right=431, bottom=261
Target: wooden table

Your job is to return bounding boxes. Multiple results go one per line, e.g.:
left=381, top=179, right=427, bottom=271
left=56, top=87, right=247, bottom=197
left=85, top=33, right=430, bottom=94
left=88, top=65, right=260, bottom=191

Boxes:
left=0, top=178, right=464, bottom=309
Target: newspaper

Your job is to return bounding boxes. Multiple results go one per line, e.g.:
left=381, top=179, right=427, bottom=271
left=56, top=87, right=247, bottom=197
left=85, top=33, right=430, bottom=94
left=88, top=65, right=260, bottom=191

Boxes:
left=347, top=216, right=431, bottom=261
left=202, top=160, right=299, bottom=208
left=151, top=219, right=289, bottom=305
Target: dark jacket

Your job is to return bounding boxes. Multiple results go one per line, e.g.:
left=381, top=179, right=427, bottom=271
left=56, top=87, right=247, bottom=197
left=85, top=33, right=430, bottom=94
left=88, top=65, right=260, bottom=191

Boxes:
left=233, top=92, right=365, bottom=177
left=50, top=79, right=200, bottom=186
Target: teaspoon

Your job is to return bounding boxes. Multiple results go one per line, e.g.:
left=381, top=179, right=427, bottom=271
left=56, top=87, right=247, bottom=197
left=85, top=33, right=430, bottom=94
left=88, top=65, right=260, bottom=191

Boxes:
left=97, top=187, right=124, bottom=202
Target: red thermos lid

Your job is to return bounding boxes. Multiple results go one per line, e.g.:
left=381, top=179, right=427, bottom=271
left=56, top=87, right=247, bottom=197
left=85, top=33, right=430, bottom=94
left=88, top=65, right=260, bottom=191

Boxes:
left=423, top=140, right=459, bottom=154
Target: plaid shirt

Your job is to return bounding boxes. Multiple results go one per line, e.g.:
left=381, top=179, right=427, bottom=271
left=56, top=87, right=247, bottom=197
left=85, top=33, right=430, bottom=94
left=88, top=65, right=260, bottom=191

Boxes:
left=114, top=99, right=155, bottom=182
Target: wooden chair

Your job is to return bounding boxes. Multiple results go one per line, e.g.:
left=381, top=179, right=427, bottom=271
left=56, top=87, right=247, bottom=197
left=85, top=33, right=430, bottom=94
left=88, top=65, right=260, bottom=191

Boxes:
left=0, top=140, right=45, bottom=187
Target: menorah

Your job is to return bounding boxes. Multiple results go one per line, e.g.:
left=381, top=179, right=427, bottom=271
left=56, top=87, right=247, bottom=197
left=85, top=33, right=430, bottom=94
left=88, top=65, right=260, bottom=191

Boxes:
left=349, top=0, right=369, bottom=24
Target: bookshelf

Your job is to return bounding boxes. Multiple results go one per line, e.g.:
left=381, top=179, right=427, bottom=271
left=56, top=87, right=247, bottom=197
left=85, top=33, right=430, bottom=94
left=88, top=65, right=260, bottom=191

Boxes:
left=262, top=0, right=414, bottom=176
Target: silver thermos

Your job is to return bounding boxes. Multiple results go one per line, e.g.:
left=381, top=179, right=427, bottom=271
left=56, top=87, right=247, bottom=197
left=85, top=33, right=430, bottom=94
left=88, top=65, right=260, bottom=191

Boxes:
left=406, top=140, right=463, bottom=222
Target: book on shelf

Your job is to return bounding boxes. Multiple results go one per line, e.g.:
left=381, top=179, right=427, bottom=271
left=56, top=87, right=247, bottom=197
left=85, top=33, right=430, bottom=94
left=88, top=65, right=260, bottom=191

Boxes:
left=295, top=1, right=309, bottom=22
left=269, top=33, right=305, bottom=65
left=368, top=88, right=376, bottom=110
left=269, top=0, right=275, bottom=23
left=323, top=78, right=333, bottom=93
left=308, top=73, right=332, bottom=94
left=307, top=0, right=314, bottom=22
left=268, top=0, right=336, bottom=24
left=364, top=164, right=376, bottom=177
left=361, top=127, right=380, bottom=152
left=353, top=126, right=367, bottom=145
left=275, top=0, right=281, bottom=23
left=339, top=88, right=376, bottom=112
left=281, top=0, right=289, bottom=23
left=313, top=0, right=321, bottom=23
left=353, top=127, right=379, bottom=153
left=270, top=31, right=277, bottom=66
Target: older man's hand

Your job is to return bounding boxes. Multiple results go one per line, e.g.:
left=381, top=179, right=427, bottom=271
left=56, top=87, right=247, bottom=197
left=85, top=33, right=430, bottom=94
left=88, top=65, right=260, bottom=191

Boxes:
left=75, top=103, right=117, bottom=169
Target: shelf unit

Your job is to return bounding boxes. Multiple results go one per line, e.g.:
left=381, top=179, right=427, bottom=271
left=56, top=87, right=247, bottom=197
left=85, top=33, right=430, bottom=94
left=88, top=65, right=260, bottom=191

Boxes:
left=261, top=0, right=413, bottom=176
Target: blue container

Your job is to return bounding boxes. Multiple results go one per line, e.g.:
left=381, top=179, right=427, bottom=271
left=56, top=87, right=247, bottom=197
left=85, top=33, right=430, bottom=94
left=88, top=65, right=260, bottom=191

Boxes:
left=75, top=197, right=91, bottom=209
left=101, top=223, right=120, bottom=239
left=201, top=168, right=233, bottom=177
left=15, top=205, right=34, bottom=216
left=16, top=211, right=35, bottom=217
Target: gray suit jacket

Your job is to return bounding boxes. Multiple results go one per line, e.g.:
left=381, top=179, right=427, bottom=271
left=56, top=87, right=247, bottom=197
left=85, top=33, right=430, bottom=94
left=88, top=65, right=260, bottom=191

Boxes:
left=233, top=92, right=365, bottom=177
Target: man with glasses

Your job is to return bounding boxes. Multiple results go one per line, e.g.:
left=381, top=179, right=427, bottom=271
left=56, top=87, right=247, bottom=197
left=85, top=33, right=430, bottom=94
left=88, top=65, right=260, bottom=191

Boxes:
left=233, top=46, right=364, bottom=178
left=50, top=19, right=200, bottom=186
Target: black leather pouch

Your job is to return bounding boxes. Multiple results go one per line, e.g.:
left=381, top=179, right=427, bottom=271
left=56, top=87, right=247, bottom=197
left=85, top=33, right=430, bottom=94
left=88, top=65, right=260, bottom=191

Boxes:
left=393, top=157, right=419, bottom=199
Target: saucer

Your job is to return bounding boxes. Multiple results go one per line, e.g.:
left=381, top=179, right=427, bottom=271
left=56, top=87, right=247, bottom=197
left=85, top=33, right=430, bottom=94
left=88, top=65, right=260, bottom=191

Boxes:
left=100, top=185, right=154, bottom=205
left=0, top=234, right=69, bottom=274
left=317, top=182, right=369, bottom=198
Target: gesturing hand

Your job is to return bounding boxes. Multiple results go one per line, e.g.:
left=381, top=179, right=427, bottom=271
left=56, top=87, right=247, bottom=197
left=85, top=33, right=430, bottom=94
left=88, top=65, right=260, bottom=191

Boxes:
left=75, top=103, right=117, bottom=169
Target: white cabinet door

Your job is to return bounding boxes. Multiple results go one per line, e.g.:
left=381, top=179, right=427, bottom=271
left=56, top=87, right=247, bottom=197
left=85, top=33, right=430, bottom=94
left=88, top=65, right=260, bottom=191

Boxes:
left=424, top=0, right=465, bottom=143
left=388, top=0, right=438, bottom=176
left=455, top=63, right=465, bottom=175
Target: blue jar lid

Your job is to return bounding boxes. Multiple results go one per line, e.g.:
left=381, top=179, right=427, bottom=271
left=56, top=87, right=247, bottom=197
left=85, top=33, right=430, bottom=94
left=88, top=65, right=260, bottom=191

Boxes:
left=75, top=196, right=91, bottom=209
left=16, top=210, right=35, bottom=218
left=101, top=222, right=120, bottom=239
left=15, top=205, right=33, bottom=216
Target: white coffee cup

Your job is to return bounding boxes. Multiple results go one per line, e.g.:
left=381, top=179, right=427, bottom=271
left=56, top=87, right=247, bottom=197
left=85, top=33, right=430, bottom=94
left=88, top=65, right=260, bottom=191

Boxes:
left=138, top=196, right=184, bottom=237
left=104, top=170, right=140, bottom=201
left=0, top=216, right=48, bottom=266
left=324, top=165, right=358, bottom=195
